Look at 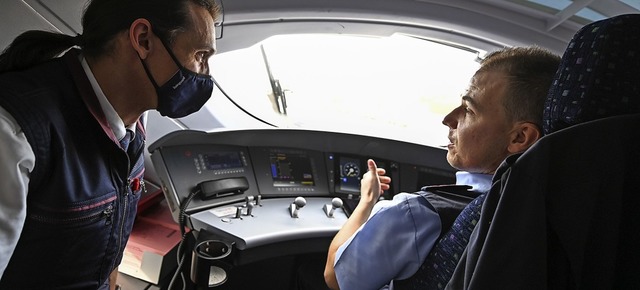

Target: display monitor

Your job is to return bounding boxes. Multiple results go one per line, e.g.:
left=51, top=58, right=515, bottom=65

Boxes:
left=269, top=151, right=316, bottom=187
left=251, top=147, right=329, bottom=196
left=204, top=151, right=244, bottom=170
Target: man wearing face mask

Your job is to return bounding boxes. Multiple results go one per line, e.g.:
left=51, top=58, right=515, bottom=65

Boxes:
left=0, top=0, right=220, bottom=289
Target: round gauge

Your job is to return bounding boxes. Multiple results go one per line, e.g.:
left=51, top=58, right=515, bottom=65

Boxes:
left=342, top=162, right=360, bottom=177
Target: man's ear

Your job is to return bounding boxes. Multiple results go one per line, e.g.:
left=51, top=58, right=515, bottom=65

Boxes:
left=507, top=122, right=542, bottom=154
left=129, top=18, right=153, bottom=59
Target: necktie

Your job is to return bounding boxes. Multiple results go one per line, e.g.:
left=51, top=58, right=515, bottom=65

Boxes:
left=119, top=129, right=133, bottom=152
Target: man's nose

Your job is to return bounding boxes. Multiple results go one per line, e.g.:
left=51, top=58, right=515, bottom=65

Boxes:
left=442, top=107, right=459, bottom=128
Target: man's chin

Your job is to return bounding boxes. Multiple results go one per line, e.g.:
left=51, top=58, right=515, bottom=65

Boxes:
left=445, top=154, right=458, bottom=168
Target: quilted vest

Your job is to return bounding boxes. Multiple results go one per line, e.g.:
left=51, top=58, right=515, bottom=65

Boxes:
left=0, top=50, right=146, bottom=289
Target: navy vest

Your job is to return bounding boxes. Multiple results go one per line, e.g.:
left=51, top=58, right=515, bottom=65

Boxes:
left=0, top=50, right=146, bottom=289
left=392, top=185, right=484, bottom=290
left=394, top=192, right=487, bottom=289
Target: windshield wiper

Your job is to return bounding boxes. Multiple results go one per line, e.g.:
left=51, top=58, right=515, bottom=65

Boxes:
left=260, top=44, right=287, bottom=115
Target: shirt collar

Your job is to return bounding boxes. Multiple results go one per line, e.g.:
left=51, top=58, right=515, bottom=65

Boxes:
left=455, top=171, right=493, bottom=193
left=79, top=56, right=136, bottom=141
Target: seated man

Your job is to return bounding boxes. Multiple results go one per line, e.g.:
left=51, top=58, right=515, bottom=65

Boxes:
left=447, top=13, right=640, bottom=290
left=324, top=46, right=561, bottom=290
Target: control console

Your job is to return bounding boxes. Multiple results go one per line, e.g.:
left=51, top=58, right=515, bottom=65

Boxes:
left=190, top=196, right=348, bottom=250
left=148, top=128, right=455, bottom=260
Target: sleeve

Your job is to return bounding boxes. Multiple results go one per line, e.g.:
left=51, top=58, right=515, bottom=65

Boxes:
left=334, top=193, right=441, bottom=290
left=0, top=105, right=35, bottom=277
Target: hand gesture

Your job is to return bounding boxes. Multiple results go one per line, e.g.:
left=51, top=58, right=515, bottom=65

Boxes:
left=360, top=159, right=391, bottom=205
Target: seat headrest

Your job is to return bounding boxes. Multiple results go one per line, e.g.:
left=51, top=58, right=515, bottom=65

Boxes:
left=543, top=14, right=640, bottom=135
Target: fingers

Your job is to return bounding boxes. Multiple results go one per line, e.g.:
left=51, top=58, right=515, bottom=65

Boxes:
left=368, top=159, right=391, bottom=183
left=378, top=175, right=391, bottom=191
left=367, top=159, right=378, bottom=176
left=368, top=159, right=392, bottom=191
left=378, top=175, right=391, bottom=184
left=359, top=159, right=392, bottom=204
left=367, top=159, right=388, bottom=176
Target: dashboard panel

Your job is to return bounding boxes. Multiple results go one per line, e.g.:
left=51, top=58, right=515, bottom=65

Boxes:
left=149, top=128, right=455, bottom=219
left=156, top=144, right=259, bottom=215
left=148, top=128, right=455, bottom=258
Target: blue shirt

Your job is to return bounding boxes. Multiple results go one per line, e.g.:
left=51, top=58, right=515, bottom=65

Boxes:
left=333, top=172, right=493, bottom=290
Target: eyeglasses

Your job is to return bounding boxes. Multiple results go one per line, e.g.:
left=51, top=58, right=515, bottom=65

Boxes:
left=215, top=0, right=224, bottom=39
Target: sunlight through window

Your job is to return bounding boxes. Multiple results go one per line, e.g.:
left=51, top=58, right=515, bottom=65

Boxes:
left=208, top=34, right=481, bottom=148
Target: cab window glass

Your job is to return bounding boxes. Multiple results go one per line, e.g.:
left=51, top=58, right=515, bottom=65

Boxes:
left=208, top=34, right=480, bottom=148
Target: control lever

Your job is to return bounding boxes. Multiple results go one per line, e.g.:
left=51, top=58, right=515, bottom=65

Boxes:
left=323, top=197, right=343, bottom=218
left=234, top=207, right=243, bottom=219
left=245, top=195, right=254, bottom=207
left=255, top=194, right=262, bottom=206
left=289, top=196, right=306, bottom=218
left=246, top=202, right=255, bottom=216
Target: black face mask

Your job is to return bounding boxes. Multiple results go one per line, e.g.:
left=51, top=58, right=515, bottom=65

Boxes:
left=139, top=38, right=214, bottom=118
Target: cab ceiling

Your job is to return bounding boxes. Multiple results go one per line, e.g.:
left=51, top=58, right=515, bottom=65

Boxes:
left=4, top=0, right=639, bottom=56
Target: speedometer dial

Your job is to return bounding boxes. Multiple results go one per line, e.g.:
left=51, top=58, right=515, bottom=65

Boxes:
left=342, top=162, right=360, bottom=177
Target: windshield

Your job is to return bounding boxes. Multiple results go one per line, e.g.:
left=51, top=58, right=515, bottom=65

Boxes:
left=206, top=34, right=481, bottom=148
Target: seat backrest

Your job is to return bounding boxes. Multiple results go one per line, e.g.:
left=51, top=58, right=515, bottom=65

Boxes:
left=543, top=13, right=640, bottom=133
left=446, top=13, right=640, bottom=290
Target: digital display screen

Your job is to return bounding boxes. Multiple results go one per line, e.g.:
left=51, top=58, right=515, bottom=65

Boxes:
left=339, top=156, right=362, bottom=193
left=269, top=152, right=315, bottom=187
left=204, top=151, right=243, bottom=170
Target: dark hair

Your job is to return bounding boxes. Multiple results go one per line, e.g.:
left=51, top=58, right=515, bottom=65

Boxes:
left=478, top=46, right=561, bottom=130
left=0, top=0, right=220, bottom=74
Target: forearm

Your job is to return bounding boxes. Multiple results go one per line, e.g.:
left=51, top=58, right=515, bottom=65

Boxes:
left=325, top=159, right=388, bottom=289
left=324, top=199, right=376, bottom=289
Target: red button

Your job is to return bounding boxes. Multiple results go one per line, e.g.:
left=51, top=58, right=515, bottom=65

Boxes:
left=131, top=178, right=140, bottom=191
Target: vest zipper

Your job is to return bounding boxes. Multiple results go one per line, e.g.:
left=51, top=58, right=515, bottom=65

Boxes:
left=115, top=137, right=144, bottom=268
left=115, top=180, right=129, bottom=271
left=30, top=207, right=110, bottom=225
left=104, top=204, right=114, bottom=225
left=140, top=179, right=147, bottom=193
left=115, top=147, right=133, bottom=270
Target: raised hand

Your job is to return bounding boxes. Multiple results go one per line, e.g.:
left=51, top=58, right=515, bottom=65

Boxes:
left=360, top=159, right=391, bottom=205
